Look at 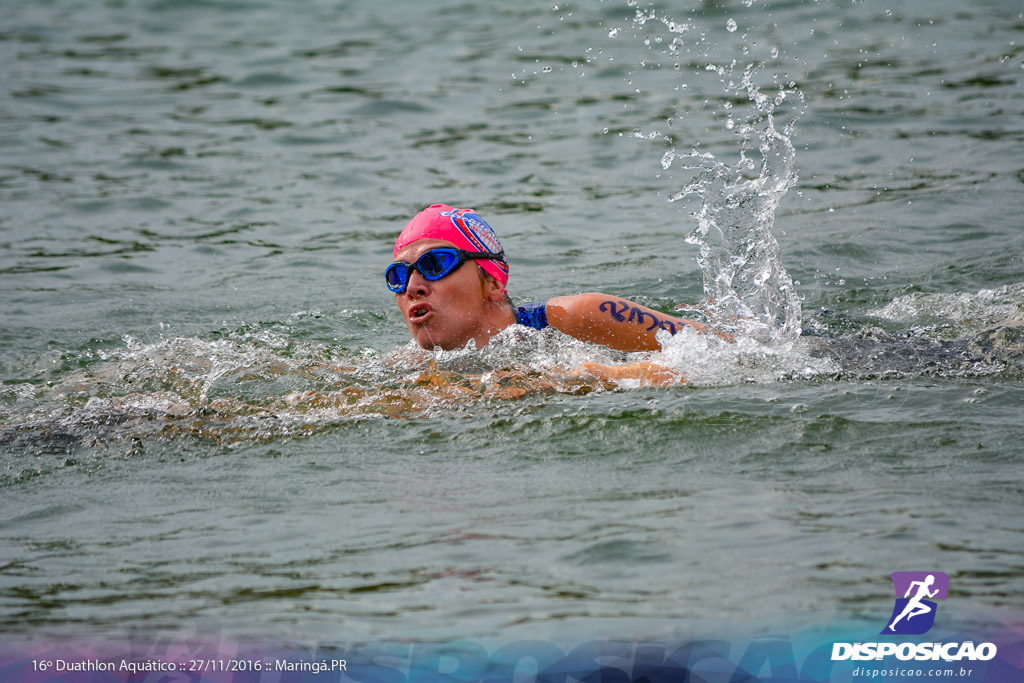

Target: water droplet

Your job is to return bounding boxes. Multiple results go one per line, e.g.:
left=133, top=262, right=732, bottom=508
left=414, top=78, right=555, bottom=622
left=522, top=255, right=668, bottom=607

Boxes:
left=608, top=28, right=619, bottom=38
left=770, top=46, right=779, bottom=58
left=726, top=18, right=738, bottom=33
left=541, top=66, right=552, bottom=73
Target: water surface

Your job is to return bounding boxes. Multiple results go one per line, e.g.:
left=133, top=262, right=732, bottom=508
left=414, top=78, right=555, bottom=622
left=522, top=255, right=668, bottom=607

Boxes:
left=1, top=0, right=1023, bottom=645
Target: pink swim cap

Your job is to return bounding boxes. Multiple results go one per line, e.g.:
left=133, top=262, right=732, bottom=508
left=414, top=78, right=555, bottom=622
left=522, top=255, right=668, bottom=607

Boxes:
left=394, top=204, right=509, bottom=287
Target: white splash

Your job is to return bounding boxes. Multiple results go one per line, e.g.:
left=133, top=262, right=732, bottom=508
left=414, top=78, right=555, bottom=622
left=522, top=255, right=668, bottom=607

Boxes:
left=677, top=101, right=803, bottom=341
left=654, top=326, right=836, bottom=387
left=868, top=283, right=1024, bottom=336
left=620, top=2, right=815, bottom=380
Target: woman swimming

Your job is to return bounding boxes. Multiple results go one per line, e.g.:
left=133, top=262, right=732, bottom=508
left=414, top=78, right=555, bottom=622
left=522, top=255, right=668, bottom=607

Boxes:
left=388, top=204, right=727, bottom=355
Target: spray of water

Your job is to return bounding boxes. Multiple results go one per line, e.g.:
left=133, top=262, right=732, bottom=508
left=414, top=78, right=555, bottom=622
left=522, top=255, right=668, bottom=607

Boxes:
left=612, top=2, right=804, bottom=340
left=676, top=91, right=803, bottom=339
left=592, top=3, right=821, bottom=381
left=676, top=85, right=802, bottom=341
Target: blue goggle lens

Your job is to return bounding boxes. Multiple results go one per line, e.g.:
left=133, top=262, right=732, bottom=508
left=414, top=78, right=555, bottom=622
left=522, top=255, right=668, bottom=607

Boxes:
left=386, top=248, right=468, bottom=293
left=418, top=250, right=460, bottom=277
left=385, top=264, right=409, bottom=291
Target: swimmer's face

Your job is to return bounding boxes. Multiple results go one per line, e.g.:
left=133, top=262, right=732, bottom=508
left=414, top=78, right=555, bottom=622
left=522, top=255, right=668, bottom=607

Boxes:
left=392, top=239, right=503, bottom=350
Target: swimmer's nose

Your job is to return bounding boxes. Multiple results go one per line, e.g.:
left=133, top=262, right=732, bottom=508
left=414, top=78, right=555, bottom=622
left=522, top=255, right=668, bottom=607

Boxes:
left=405, top=270, right=430, bottom=297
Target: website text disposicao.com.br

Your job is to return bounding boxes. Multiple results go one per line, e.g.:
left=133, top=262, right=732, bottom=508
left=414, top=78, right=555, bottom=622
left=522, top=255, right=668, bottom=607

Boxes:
left=850, top=665, right=981, bottom=679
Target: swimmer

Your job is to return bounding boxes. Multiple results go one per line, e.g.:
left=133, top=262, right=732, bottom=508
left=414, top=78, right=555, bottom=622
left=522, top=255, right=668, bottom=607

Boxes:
left=388, top=204, right=727, bottom=358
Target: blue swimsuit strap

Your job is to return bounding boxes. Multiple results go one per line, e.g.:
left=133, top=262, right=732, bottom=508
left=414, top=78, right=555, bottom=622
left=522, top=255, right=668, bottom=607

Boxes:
left=516, top=300, right=549, bottom=330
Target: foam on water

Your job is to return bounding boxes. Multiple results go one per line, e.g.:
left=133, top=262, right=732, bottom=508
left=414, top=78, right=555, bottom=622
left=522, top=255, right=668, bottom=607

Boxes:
left=0, top=321, right=842, bottom=457
left=868, top=282, right=1024, bottom=337
left=1, top=329, right=625, bottom=451
left=655, top=326, right=835, bottom=387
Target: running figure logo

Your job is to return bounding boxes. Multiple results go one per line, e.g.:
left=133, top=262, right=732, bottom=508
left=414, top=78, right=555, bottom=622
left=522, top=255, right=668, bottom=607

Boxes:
left=881, top=571, right=949, bottom=635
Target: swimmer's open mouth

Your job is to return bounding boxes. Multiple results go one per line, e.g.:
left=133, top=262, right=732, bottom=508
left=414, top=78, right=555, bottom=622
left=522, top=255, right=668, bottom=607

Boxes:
left=409, top=303, right=433, bottom=323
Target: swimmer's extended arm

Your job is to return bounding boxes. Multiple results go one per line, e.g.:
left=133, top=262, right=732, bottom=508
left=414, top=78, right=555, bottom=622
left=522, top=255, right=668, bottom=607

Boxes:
left=545, top=293, right=729, bottom=352
left=573, top=361, right=685, bottom=386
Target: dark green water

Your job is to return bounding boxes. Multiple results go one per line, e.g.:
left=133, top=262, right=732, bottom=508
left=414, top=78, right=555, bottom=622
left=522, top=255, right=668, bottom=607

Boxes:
left=1, top=0, right=1022, bottom=644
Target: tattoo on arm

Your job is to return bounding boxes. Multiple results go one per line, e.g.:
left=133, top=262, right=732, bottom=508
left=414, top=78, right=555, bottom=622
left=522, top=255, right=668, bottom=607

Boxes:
left=659, top=319, right=682, bottom=335
left=600, top=300, right=686, bottom=335
left=598, top=299, right=629, bottom=322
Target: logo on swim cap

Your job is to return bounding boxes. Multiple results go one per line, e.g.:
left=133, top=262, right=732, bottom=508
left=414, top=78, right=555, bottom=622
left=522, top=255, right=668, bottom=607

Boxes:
left=441, top=209, right=504, bottom=257
left=881, top=571, right=949, bottom=635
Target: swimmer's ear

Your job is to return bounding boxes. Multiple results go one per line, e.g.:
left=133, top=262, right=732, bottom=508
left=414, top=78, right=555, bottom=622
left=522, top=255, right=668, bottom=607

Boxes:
left=480, top=271, right=506, bottom=303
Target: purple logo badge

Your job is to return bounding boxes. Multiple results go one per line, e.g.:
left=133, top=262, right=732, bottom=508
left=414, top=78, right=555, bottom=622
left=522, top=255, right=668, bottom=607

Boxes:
left=881, top=571, right=949, bottom=635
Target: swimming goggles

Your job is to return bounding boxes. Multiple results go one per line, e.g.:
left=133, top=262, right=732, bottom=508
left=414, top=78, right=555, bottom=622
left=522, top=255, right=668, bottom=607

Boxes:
left=385, top=247, right=505, bottom=293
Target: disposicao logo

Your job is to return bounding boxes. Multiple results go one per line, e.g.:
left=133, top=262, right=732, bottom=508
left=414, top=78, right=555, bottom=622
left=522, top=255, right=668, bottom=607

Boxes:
left=881, top=571, right=949, bottom=635
left=831, top=571, right=998, bottom=663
